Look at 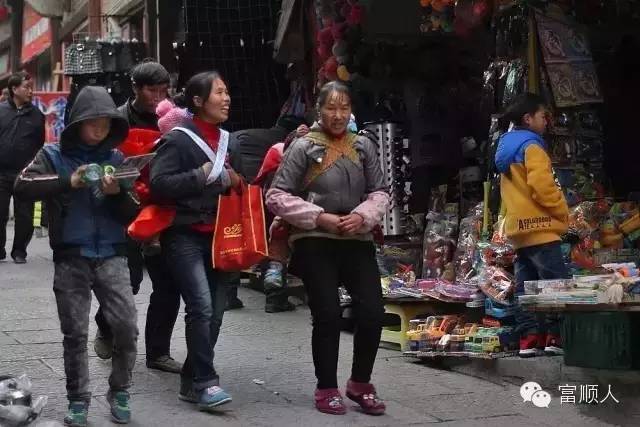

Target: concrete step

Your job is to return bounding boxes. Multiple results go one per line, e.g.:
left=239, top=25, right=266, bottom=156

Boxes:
left=419, top=355, right=640, bottom=397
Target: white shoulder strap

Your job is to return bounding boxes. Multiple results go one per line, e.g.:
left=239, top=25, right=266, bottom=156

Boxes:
left=173, top=126, right=229, bottom=183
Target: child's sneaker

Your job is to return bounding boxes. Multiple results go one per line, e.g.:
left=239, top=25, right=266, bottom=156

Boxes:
left=107, top=390, right=131, bottom=424
left=346, top=379, right=386, bottom=416
left=544, top=334, right=564, bottom=356
left=198, top=385, right=232, bottom=412
left=263, top=262, right=283, bottom=290
left=314, top=388, right=347, bottom=415
left=64, top=401, right=88, bottom=427
left=519, top=334, right=543, bottom=357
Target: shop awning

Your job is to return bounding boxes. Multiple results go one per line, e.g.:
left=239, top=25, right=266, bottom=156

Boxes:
left=24, top=0, right=64, bottom=18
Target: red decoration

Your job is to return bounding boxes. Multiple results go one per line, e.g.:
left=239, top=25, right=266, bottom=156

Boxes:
left=331, top=22, right=348, bottom=40
left=324, top=56, right=339, bottom=80
left=347, top=4, right=364, bottom=26
left=317, top=27, right=334, bottom=47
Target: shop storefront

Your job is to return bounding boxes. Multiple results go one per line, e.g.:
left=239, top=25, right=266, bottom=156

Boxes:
left=274, top=0, right=640, bottom=371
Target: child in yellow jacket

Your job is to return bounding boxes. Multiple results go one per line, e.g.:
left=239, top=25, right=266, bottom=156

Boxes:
left=495, top=93, right=569, bottom=358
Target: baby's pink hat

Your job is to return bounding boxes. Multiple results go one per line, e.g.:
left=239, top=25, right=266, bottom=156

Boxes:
left=156, top=99, right=191, bottom=134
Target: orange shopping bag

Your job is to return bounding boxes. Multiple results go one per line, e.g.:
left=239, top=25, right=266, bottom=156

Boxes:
left=212, top=182, right=268, bottom=271
left=127, top=205, right=176, bottom=241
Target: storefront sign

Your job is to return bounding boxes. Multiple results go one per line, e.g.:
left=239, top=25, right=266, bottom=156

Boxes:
left=33, top=92, right=68, bottom=143
left=21, top=3, right=51, bottom=64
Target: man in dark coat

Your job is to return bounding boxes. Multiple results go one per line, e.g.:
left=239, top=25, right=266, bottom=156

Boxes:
left=0, top=72, right=45, bottom=263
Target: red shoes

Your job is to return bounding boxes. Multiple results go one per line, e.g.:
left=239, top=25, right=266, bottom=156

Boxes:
left=519, top=334, right=545, bottom=357
left=314, top=389, right=347, bottom=415
left=519, top=333, right=563, bottom=357
left=345, top=379, right=386, bottom=416
left=544, top=334, right=563, bottom=356
left=315, top=381, right=386, bottom=416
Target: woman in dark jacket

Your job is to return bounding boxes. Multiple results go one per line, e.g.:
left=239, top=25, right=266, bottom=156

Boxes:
left=150, top=71, right=242, bottom=411
left=266, top=81, right=390, bottom=416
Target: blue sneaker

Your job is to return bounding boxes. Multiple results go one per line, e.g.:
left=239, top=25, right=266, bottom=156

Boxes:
left=264, top=262, right=283, bottom=290
left=64, top=401, right=88, bottom=427
left=107, top=390, right=131, bottom=424
left=198, top=386, right=232, bottom=411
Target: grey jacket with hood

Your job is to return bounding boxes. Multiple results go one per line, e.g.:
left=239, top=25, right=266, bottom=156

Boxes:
left=14, top=86, right=139, bottom=260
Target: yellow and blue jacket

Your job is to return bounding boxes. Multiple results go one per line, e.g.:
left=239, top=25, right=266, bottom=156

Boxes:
left=495, top=129, right=568, bottom=249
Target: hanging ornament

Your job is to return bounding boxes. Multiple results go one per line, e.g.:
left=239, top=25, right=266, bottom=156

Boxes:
left=317, top=44, right=332, bottom=62
left=337, top=55, right=350, bottom=65
left=332, top=40, right=349, bottom=57
left=347, top=4, right=365, bottom=26
left=337, top=65, right=351, bottom=81
left=317, top=28, right=334, bottom=47
left=331, top=21, right=348, bottom=40
left=324, top=56, right=339, bottom=80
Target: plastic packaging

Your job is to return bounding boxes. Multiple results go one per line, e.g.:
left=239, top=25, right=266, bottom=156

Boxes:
left=421, top=213, right=458, bottom=280
left=453, top=203, right=484, bottom=283
left=477, top=266, right=515, bottom=303
left=0, top=374, right=48, bottom=426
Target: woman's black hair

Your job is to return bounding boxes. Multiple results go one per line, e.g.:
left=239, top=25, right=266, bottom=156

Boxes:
left=316, top=81, right=352, bottom=110
left=130, top=61, right=170, bottom=87
left=183, top=71, right=223, bottom=114
left=503, top=92, right=547, bottom=126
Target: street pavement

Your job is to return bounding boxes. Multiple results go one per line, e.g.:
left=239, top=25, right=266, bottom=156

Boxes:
left=2, top=224, right=640, bottom=426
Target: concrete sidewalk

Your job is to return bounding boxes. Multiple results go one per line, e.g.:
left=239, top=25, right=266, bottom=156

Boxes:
left=1, top=225, right=640, bottom=426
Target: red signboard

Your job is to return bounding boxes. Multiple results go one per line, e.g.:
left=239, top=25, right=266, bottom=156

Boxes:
left=21, top=3, right=51, bottom=64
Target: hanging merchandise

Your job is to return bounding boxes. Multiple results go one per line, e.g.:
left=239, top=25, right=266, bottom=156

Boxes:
left=453, top=203, right=484, bottom=283
left=366, top=122, right=411, bottom=236
left=418, top=0, right=456, bottom=33
left=535, top=12, right=603, bottom=107
left=421, top=212, right=458, bottom=281
left=64, top=41, right=103, bottom=75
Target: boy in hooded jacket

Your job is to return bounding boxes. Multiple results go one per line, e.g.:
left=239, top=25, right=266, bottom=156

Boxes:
left=494, top=93, right=569, bottom=358
left=14, top=86, right=139, bottom=426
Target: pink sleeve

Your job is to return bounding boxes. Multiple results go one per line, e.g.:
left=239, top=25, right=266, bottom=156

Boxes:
left=351, top=191, right=390, bottom=233
left=265, top=188, right=324, bottom=230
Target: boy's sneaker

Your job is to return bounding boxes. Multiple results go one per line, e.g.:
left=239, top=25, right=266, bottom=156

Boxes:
left=544, top=334, right=564, bottom=356
left=519, top=334, right=543, bottom=357
left=64, top=401, right=88, bottom=427
left=198, top=386, right=232, bottom=412
left=314, top=388, right=347, bottom=415
left=178, top=381, right=198, bottom=403
left=107, top=390, right=131, bottom=424
left=263, top=262, right=284, bottom=290
left=94, top=330, right=113, bottom=360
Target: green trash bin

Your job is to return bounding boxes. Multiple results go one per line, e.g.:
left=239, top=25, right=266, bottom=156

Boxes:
left=562, top=312, right=640, bottom=370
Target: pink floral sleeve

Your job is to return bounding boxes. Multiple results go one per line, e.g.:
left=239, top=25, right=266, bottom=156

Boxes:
left=265, top=188, right=324, bottom=230
left=351, top=191, right=390, bottom=233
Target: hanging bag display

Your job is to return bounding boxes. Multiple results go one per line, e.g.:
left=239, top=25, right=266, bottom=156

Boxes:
left=212, top=182, right=268, bottom=271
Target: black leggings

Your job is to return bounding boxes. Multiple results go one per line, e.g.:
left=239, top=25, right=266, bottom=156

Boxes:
left=291, top=238, right=384, bottom=389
